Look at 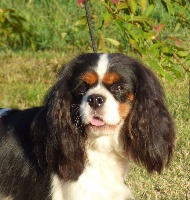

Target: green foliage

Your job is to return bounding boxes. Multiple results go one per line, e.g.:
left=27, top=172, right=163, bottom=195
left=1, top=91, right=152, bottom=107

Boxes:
left=0, top=0, right=91, bottom=52
left=0, top=8, right=34, bottom=50
left=92, top=0, right=190, bottom=80
left=0, top=0, right=190, bottom=79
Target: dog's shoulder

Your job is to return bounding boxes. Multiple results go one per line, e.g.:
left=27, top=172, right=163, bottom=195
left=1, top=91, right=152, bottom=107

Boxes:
left=0, top=107, right=43, bottom=120
left=0, top=108, right=19, bottom=119
left=0, top=107, right=43, bottom=134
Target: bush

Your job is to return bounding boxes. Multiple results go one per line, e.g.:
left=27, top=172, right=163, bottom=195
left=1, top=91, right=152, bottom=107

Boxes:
left=0, top=8, right=34, bottom=50
left=77, top=0, right=190, bottom=80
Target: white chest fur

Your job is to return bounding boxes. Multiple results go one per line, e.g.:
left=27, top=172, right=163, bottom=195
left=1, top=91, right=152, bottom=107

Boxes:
left=51, top=136, right=133, bottom=200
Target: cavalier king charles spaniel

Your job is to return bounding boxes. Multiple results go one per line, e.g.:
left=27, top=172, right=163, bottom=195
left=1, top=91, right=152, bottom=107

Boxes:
left=0, top=53, right=175, bottom=200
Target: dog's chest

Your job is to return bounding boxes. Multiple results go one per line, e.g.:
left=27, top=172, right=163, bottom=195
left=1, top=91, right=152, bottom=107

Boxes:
left=51, top=150, right=132, bottom=200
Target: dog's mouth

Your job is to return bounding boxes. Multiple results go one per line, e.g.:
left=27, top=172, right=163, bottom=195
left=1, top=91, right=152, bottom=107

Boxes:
left=89, top=116, right=105, bottom=127
left=87, top=115, right=122, bottom=132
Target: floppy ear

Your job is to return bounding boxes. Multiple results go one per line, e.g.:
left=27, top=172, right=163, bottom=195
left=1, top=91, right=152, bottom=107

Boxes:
left=32, top=65, right=86, bottom=181
left=124, top=62, right=175, bottom=173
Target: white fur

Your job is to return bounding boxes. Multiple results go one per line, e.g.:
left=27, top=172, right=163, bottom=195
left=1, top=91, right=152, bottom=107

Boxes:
left=96, top=54, right=109, bottom=81
left=51, top=134, right=133, bottom=200
left=51, top=175, right=64, bottom=200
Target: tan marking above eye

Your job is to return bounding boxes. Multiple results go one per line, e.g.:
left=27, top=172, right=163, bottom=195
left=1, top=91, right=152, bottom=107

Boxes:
left=103, top=73, right=120, bottom=85
left=81, top=72, right=98, bottom=85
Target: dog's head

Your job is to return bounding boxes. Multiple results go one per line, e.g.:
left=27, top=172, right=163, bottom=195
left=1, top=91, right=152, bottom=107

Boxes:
left=32, top=53, right=175, bottom=180
left=70, top=54, right=135, bottom=137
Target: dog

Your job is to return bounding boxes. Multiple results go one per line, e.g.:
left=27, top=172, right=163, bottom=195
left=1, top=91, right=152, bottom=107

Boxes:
left=0, top=53, right=175, bottom=200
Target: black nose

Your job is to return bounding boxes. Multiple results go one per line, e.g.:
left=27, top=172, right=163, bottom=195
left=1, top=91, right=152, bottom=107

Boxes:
left=87, top=94, right=106, bottom=109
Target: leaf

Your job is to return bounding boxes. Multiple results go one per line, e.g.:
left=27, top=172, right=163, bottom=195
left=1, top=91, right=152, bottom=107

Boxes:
left=145, top=4, right=154, bottom=17
left=177, top=51, right=188, bottom=58
left=148, top=60, right=173, bottom=82
left=104, top=37, right=123, bottom=51
left=161, top=0, right=174, bottom=16
left=151, top=49, right=160, bottom=59
left=165, top=0, right=175, bottom=16
left=162, top=47, right=173, bottom=54
left=128, top=38, right=137, bottom=47
left=139, top=0, right=147, bottom=13
left=114, top=20, right=125, bottom=33
left=125, top=26, right=139, bottom=42
left=116, top=2, right=128, bottom=10
left=148, top=42, right=162, bottom=50
left=174, top=22, right=181, bottom=32
left=75, top=16, right=86, bottom=26
left=103, top=11, right=112, bottom=27
left=128, top=0, right=137, bottom=14
left=148, top=59, right=167, bottom=77
left=172, top=68, right=182, bottom=78
left=135, top=45, right=146, bottom=55
left=97, top=31, right=104, bottom=51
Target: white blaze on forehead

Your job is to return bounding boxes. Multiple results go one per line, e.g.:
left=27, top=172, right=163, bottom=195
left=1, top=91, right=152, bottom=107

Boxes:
left=96, top=54, right=109, bottom=81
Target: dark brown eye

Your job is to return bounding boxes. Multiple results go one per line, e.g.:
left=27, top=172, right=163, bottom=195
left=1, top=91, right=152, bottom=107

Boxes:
left=74, top=82, right=88, bottom=97
left=111, top=84, right=128, bottom=93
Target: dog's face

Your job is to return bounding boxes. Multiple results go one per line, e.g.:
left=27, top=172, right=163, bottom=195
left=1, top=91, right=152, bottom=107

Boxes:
left=68, top=54, right=135, bottom=136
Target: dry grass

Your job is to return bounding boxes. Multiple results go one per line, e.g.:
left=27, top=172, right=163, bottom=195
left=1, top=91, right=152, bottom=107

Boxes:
left=0, top=51, right=189, bottom=199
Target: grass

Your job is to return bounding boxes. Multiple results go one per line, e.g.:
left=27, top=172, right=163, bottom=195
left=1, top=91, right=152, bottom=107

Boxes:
left=0, top=51, right=189, bottom=199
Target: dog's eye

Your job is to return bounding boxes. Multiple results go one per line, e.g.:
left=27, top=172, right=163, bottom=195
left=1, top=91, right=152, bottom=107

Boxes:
left=111, top=84, right=128, bottom=93
left=74, top=82, right=88, bottom=97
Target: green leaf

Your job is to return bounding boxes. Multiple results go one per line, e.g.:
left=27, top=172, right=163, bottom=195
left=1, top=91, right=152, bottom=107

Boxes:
left=148, top=42, right=162, bottom=50
left=174, top=22, right=181, bottom=32
left=148, top=60, right=163, bottom=74
left=128, top=0, right=137, bottom=14
left=172, top=68, right=182, bottom=78
left=177, top=51, right=188, bottom=58
left=148, top=59, right=173, bottom=82
left=125, top=27, right=139, bottom=42
left=105, top=37, right=123, bottom=51
left=103, top=11, right=112, bottom=27
left=139, top=0, right=147, bottom=12
left=145, top=4, right=154, bottom=17
left=135, top=45, right=146, bottom=55
left=114, top=20, right=125, bottom=33
left=129, top=15, right=152, bottom=23
left=162, top=47, right=173, bottom=54
left=151, top=49, right=160, bottom=59
left=75, top=16, right=86, bottom=26
left=129, top=38, right=137, bottom=47
left=163, top=0, right=175, bottom=16
left=117, top=2, right=128, bottom=10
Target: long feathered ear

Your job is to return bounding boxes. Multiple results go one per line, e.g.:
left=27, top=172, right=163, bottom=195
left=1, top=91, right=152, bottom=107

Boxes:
left=124, top=62, right=175, bottom=173
left=32, top=65, right=86, bottom=181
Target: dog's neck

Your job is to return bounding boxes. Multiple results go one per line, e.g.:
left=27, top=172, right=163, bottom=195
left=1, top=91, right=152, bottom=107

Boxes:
left=86, top=132, right=128, bottom=176
left=51, top=132, right=132, bottom=200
